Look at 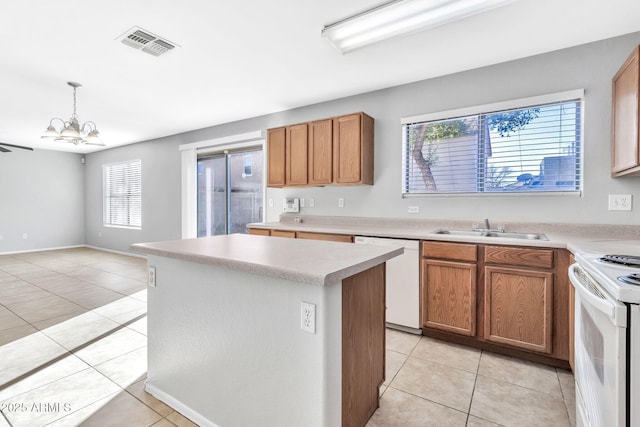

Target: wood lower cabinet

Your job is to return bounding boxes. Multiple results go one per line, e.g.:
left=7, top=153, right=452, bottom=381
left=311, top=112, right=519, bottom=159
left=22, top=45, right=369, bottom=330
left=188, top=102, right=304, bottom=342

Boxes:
left=246, top=228, right=353, bottom=243
left=484, top=266, right=554, bottom=353
left=483, top=245, right=556, bottom=354
left=421, top=240, right=570, bottom=366
left=295, top=231, right=353, bottom=243
left=271, top=229, right=296, bottom=238
left=612, top=45, right=640, bottom=177
left=421, top=241, right=477, bottom=336
left=422, top=259, right=476, bottom=336
left=248, top=228, right=270, bottom=236
left=342, top=263, right=385, bottom=427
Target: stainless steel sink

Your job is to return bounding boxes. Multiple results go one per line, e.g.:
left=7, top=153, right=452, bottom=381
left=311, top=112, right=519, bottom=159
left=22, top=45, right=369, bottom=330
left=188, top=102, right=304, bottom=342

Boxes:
left=432, top=229, right=548, bottom=241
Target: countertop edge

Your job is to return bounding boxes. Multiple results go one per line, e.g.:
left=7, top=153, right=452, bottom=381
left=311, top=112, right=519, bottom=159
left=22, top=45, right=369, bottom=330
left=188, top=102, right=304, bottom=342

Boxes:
left=130, top=240, right=403, bottom=286
left=248, top=217, right=640, bottom=254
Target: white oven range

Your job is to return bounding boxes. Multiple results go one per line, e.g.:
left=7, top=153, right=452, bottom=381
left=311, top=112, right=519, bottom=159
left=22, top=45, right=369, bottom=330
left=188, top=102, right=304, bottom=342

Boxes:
left=569, top=252, right=640, bottom=427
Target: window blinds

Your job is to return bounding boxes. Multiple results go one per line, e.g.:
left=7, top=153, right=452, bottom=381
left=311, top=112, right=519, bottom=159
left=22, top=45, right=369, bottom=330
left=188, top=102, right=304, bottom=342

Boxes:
left=103, top=160, right=142, bottom=228
left=402, top=97, right=582, bottom=195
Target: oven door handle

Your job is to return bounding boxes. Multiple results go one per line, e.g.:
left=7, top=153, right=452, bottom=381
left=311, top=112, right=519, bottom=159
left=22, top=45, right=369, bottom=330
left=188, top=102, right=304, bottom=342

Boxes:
left=569, top=263, right=617, bottom=319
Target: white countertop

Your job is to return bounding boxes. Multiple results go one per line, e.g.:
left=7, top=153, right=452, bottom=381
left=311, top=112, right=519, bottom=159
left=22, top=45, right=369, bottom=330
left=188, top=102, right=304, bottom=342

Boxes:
left=248, top=215, right=640, bottom=255
left=130, top=233, right=403, bottom=286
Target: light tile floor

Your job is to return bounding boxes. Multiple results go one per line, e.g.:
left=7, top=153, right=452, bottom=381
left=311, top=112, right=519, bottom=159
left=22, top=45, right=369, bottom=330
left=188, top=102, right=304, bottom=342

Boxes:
left=0, top=248, right=196, bottom=427
left=370, top=329, right=576, bottom=427
left=0, top=248, right=576, bottom=427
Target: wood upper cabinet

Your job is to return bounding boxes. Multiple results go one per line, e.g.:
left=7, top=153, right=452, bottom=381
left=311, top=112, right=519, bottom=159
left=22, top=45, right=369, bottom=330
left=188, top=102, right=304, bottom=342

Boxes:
left=267, top=112, right=374, bottom=187
left=421, top=241, right=477, bottom=336
left=308, top=119, right=333, bottom=185
left=334, top=113, right=374, bottom=185
left=612, top=45, right=640, bottom=176
left=267, top=127, right=286, bottom=187
left=285, top=124, right=308, bottom=186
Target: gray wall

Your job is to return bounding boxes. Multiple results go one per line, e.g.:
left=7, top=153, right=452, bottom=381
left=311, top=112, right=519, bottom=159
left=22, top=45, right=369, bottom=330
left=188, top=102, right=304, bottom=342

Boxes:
left=84, top=137, right=183, bottom=253
left=81, top=31, right=640, bottom=253
left=0, top=149, right=85, bottom=253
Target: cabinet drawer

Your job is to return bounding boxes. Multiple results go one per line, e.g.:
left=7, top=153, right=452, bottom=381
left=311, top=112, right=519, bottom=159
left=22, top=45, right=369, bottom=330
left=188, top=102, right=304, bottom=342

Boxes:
left=248, top=228, right=270, bottom=236
left=271, top=230, right=296, bottom=238
left=296, top=231, right=353, bottom=243
left=421, top=241, right=477, bottom=262
left=484, top=246, right=554, bottom=269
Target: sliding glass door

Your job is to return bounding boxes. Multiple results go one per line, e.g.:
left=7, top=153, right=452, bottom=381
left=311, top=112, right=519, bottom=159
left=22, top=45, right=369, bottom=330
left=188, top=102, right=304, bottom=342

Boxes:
left=197, top=148, right=263, bottom=236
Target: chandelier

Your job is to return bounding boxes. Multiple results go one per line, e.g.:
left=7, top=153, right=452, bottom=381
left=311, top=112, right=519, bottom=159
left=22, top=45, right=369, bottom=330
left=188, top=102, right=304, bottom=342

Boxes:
left=41, top=82, right=104, bottom=146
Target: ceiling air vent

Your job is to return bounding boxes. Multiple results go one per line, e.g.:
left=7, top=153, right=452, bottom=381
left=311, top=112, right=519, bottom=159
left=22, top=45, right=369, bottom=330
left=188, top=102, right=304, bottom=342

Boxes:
left=117, top=26, right=177, bottom=57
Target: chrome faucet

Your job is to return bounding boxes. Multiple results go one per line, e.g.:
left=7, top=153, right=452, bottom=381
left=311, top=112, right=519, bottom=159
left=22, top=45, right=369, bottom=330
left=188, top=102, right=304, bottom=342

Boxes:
left=472, top=218, right=504, bottom=233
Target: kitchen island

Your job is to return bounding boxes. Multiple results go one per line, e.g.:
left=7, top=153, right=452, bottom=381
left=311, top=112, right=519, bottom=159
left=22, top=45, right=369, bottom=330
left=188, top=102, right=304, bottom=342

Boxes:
left=131, top=233, right=403, bottom=427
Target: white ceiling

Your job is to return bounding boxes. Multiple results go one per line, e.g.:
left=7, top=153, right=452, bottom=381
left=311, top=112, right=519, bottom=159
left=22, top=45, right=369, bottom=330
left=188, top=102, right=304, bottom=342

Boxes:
left=1, top=0, right=640, bottom=154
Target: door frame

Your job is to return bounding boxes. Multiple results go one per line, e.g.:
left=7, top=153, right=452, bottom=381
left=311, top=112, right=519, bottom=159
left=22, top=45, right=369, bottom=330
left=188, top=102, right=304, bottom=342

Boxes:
left=179, top=131, right=266, bottom=239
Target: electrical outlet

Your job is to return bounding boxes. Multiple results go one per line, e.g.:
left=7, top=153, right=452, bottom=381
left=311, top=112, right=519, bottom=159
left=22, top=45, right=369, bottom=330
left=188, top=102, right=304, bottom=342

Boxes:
left=309, top=198, right=315, bottom=208
left=338, top=198, right=345, bottom=208
left=148, top=266, right=156, bottom=288
left=408, top=206, right=420, bottom=214
left=0, top=234, right=3, bottom=241
left=608, top=194, right=632, bottom=211
left=300, top=302, right=316, bottom=334
left=300, top=198, right=305, bottom=208
left=268, top=198, right=274, bottom=208
left=22, top=233, right=28, bottom=239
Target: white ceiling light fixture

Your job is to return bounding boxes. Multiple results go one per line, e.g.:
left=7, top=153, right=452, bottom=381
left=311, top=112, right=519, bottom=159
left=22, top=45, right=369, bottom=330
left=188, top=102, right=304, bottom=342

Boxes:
left=322, top=0, right=520, bottom=53
left=41, top=82, right=104, bottom=146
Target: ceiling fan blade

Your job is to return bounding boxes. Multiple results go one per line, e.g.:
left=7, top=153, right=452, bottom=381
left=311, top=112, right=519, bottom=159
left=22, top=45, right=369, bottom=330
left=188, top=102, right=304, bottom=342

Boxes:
left=0, top=142, right=33, bottom=151
left=0, top=146, right=10, bottom=152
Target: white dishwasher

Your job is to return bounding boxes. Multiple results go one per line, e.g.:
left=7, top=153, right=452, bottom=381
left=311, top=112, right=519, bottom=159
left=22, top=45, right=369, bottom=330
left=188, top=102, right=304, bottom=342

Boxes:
left=354, top=236, right=420, bottom=334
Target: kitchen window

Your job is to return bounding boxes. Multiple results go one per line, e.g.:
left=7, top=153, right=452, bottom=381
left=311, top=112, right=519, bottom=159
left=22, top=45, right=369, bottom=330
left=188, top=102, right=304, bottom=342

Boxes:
left=402, top=90, right=583, bottom=195
left=103, top=159, right=142, bottom=229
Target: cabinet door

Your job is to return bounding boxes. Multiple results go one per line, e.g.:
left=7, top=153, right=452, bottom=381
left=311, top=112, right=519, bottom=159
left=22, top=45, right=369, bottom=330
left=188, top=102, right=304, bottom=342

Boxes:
left=484, top=266, right=553, bottom=353
left=421, top=259, right=476, bottom=336
left=612, top=46, right=640, bottom=176
left=334, top=113, right=372, bottom=184
left=267, top=128, right=285, bottom=187
left=285, top=124, right=308, bottom=186
left=308, top=119, right=333, bottom=185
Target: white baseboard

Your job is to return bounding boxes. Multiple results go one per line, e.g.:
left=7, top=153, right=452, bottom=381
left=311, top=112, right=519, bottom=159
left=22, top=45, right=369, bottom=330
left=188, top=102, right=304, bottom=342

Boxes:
left=144, top=382, right=218, bottom=427
left=0, top=244, right=147, bottom=259
left=84, top=245, right=146, bottom=259
left=0, top=244, right=85, bottom=256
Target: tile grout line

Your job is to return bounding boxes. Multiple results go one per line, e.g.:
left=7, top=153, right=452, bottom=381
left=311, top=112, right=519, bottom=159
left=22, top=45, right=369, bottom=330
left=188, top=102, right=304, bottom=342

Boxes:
left=0, top=314, right=147, bottom=394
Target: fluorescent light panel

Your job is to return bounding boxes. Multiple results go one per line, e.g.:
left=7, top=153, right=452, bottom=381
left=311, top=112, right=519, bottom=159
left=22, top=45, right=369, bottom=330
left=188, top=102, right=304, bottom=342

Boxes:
left=322, top=0, right=519, bottom=53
